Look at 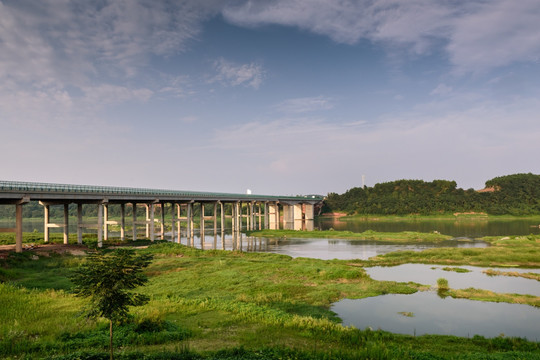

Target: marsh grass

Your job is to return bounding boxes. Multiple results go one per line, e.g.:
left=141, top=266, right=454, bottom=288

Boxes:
left=448, top=288, right=540, bottom=307
left=441, top=267, right=471, bottom=273
left=397, top=311, right=414, bottom=317
left=367, top=235, right=540, bottom=268
left=437, top=278, right=449, bottom=291
left=246, top=229, right=453, bottom=242
left=483, top=269, right=540, bottom=281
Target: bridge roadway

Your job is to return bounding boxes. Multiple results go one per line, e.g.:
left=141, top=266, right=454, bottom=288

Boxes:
left=0, top=180, right=324, bottom=252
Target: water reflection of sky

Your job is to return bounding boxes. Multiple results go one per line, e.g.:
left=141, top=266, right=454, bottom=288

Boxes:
left=366, top=264, right=540, bottom=296
left=248, top=237, right=488, bottom=261
left=134, top=234, right=490, bottom=261
left=332, top=292, right=540, bottom=340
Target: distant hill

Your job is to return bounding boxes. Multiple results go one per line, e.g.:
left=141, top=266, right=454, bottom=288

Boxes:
left=323, top=173, right=540, bottom=216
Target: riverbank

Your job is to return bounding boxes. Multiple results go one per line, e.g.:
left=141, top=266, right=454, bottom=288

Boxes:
left=1, top=239, right=540, bottom=359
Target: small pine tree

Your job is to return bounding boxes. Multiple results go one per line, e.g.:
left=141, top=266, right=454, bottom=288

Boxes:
left=71, top=249, right=153, bottom=360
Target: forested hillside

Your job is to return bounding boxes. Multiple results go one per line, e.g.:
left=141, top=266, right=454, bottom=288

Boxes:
left=324, top=173, right=540, bottom=216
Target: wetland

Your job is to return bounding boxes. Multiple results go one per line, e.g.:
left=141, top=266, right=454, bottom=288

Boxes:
left=1, top=215, right=540, bottom=359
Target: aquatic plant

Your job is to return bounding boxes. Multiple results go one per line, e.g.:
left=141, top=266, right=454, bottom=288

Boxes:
left=437, top=278, right=449, bottom=290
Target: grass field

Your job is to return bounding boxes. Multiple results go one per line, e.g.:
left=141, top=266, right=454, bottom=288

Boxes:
left=1, top=232, right=540, bottom=359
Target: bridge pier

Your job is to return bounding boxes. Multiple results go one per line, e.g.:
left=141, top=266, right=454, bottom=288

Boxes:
left=132, top=202, right=137, bottom=240
left=77, top=204, right=83, bottom=244
left=97, top=203, right=103, bottom=247
left=120, top=203, right=125, bottom=241
left=0, top=180, right=323, bottom=252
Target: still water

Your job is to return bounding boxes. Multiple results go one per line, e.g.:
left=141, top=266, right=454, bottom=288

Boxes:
left=242, top=237, right=487, bottom=260
left=332, top=292, right=540, bottom=340
left=148, top=233, right=488, bottom=261
left=317, top=217, right=540, bottom=237
left=366, top=264, right=540, bottom=296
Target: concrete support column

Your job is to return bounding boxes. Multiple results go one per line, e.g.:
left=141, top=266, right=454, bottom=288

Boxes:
left=293, top=203, right=303, bottom=231
left=213, top=202, right=218, bottom=235
left=145, top=204, right=150, bottom=238
left=120, top=203, right=125, bottom=241
left=97, top=203, right=103, bottom=247
left=160, top=203, right=165, bottom=240
left=176, top=204, right=181, bottom=243
left=187, top=202, right=193, bottom=245
left=170, top=203, right=175, bottom=243
left=220, top=202, right=225, bottom=249
left=258, top=203, right=262, bottom=230
left=149, top=203, right=155, bottom=242
left=304, top=203, right=315, bottom=231
left=248, top=202, right=254, bottom=230
left=238, top=202, right=243, bottom=232
left=77, top=204, right=83, bottom=244
left=44, top=204, right=50, bottom=243
left=264, top=202, right=269, bottom=229
left=220, top=202, right=225, bottom=232
left=200, top=203, right=205, bottom=246
left=282, top=204, right=294, bottom=230
left=103, top=204, right=109, bottom=241
left=15, top=203, right=23, bottom=253
left=63, top=204, right=69, bottom=244
left=268, top=203, right=278, bottom=230
left=231, top=203, right=235, bottom=232
left=132, top=203, right=137, bottom=241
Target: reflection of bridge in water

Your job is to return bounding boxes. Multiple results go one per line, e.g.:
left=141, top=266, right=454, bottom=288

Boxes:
left=0, top=181, right=323, bottom=252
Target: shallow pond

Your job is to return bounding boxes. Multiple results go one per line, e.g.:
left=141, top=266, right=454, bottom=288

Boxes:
left=159, top=234, right=489, bottom=260
left=243, top=237, right=488, bottom=260
left=332, top=292, right=540, bottom=340
left=365, top=264, right=540, bottom=296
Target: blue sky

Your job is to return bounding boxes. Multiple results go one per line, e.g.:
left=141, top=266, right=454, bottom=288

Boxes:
left=1, top=0, right=540, bottom=195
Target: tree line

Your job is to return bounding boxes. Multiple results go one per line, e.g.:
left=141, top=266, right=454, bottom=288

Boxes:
left=323, top=173, right=540, bottom=216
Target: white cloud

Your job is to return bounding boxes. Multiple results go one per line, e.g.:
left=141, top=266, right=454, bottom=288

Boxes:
left=275, top=96, right=334, bottom=113
left=211, top=58, right=265, bottom=89
left=430, top=84, right=453, bottom=96
left=447, top=0, right=540, bottom=74
left=180, top=116, right=198, bottom=123
left=0, top=0, right=206, bottom=83
left=0, top=0, right=205, bottom=129
left=203, top=95, right=540, bottom=193
left=222, top=0, right=540, bottom=73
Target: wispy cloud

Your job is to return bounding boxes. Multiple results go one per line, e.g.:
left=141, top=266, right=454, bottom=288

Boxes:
left=205, top=94, right=540, bottom=192
left=0, top=0, right=207, bottom=128
left=275, top=96, right=334, bottom=113
left=222, top=0, right=540, bottom=73
left=430, top=84, right=453, bottom=96
left=211, top=58, right=265, bottom=89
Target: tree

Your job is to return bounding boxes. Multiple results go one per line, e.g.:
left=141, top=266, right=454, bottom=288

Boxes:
left=71, top=249, right=153, bottom=360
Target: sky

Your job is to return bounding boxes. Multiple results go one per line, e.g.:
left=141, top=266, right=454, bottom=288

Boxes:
left=1, top=0, right=540, bottom=196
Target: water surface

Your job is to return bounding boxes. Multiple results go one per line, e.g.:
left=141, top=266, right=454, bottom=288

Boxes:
left=317, top=217, right=540, bottom=237
left=366, top=264, right=540, bottom=296
left=332, top=292, right=540, bottom=340
left=245, top=237, right=488, bottom=260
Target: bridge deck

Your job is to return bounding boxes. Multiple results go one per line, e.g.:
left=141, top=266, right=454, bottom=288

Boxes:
left=0, top=180, right=323, bottom=203
left=1, top=180, right=323, bottom=253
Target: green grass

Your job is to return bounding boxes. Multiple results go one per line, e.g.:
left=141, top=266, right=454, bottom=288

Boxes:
left=246, top=229, right=453, bottom=242
left=441, top=267, right=471, bottom=273
left=363, top=235, right=540, bottom=268
left=1, top=241, right=540, bottom=359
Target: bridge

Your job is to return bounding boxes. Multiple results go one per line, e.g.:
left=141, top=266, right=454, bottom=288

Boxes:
left=0, top=180, right=324, bottom=252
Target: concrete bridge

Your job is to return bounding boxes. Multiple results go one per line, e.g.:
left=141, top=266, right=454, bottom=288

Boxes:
left=0, top=180, right=324, bottom=252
